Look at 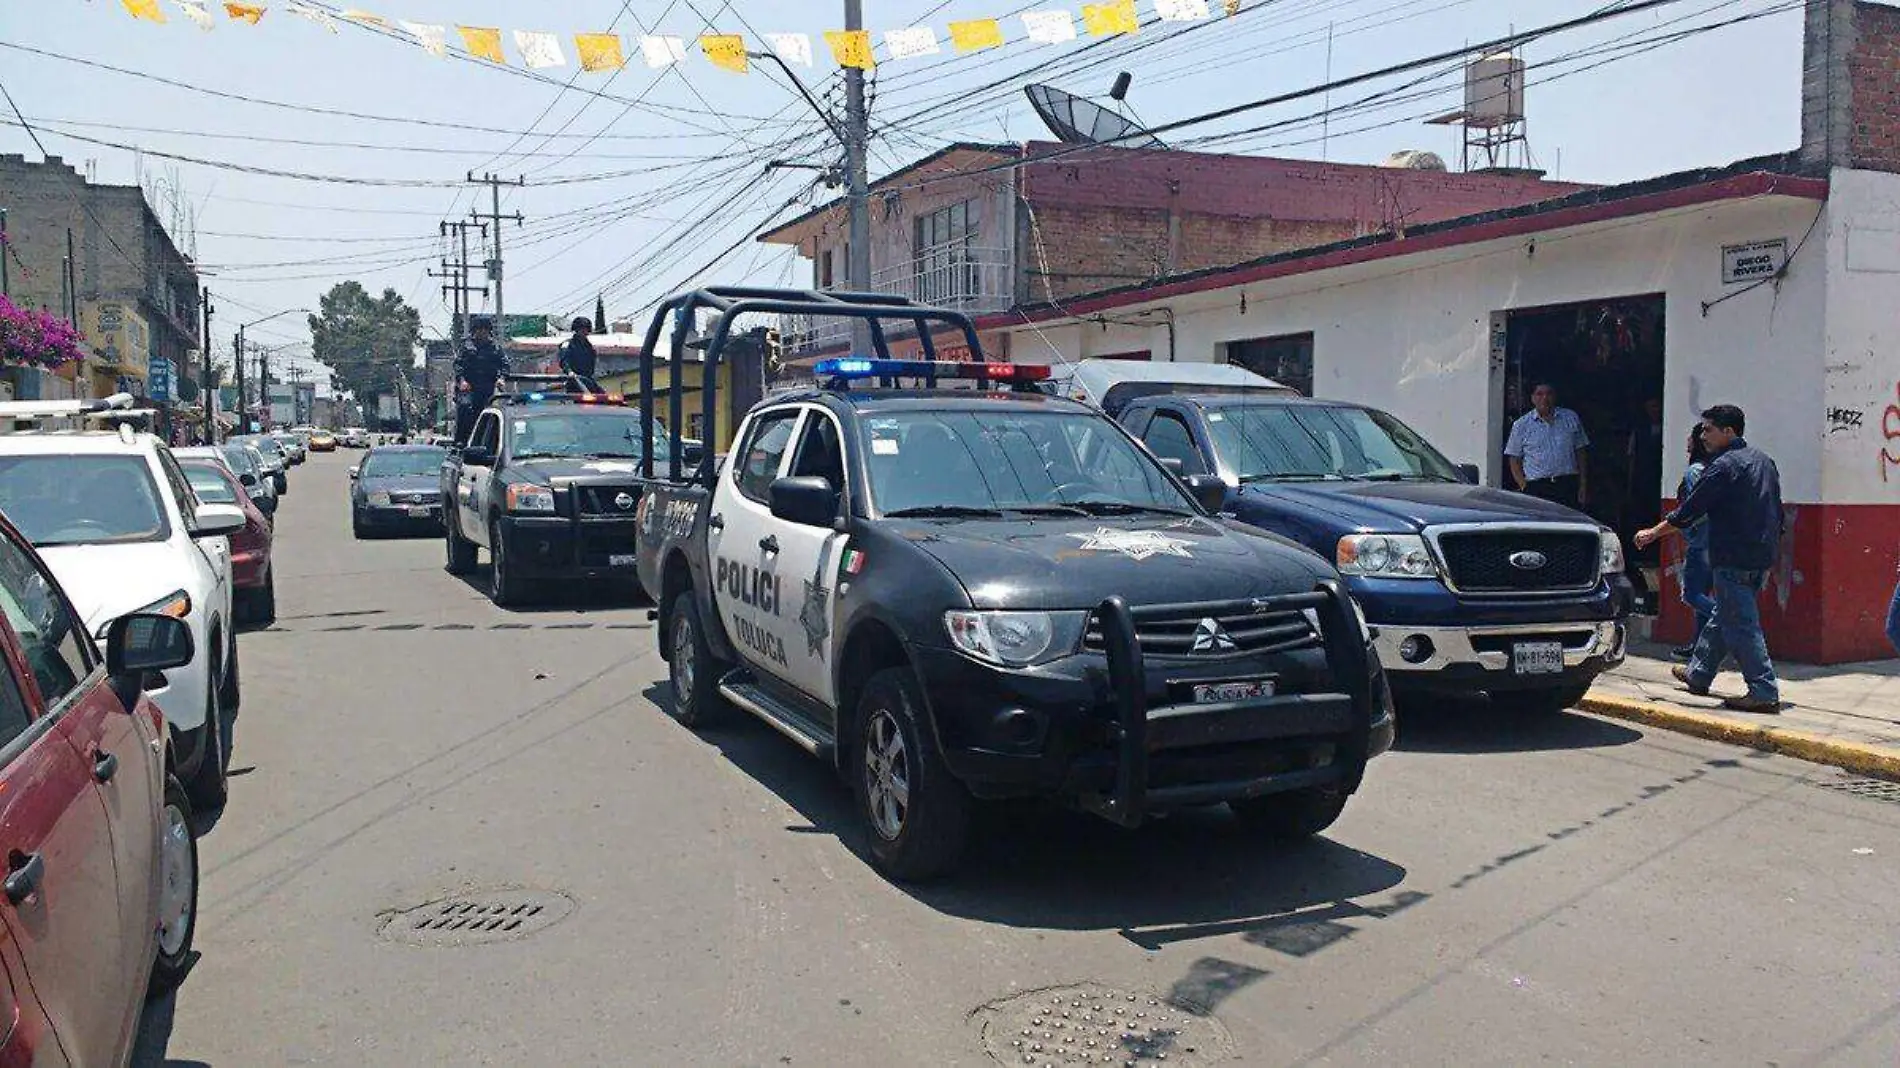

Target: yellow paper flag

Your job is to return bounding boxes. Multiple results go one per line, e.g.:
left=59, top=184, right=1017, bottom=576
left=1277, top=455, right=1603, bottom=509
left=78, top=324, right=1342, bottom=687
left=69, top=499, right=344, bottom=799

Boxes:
left=576, top=33, right=626, bottom=72
left=459, top=26, right=505, bottom=63
left=224, top=1, right=265, bottom=23
left=121, top=0, right=167, bottom=22
left=1082, top=0, right=1138, bottom=35
left=1225, top=0, right=1243, bottom=13
left=824, top=30, right=874, bottom=69
left=700, top=35, right=748, bottom=74
left=340, top=9, right=386, bottom=27
left=948, top=19, right=1004, bottom=52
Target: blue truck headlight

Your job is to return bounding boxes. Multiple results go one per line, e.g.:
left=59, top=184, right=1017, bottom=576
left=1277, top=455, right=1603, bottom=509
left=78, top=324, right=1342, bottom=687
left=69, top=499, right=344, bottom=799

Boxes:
left=1599, top=529, right=1625, bottom=574
left=944, top=610, right=1086, bottom=667
left=1336, top=533, right=1438, bottom=579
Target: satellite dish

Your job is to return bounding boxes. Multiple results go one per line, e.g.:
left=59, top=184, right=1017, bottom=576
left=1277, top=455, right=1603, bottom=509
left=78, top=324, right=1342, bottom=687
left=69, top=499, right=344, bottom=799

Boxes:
left=1026, top=84, right=1167, bottom=150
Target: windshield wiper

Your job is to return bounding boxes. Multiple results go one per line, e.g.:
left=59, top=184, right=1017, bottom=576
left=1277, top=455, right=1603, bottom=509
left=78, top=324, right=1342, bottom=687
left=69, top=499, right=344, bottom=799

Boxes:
left=1007, top=504, right=1092, bottom=517
left=1240, top=472, right=1356, bottom=484
left=885, top=505, right=1004, bottom=519
left=1067, top=501, right=1196, bottom=517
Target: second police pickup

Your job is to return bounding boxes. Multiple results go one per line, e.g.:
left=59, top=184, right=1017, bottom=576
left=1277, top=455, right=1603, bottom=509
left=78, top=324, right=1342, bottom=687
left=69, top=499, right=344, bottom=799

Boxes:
left=633, top=288, right=1395, bottom=881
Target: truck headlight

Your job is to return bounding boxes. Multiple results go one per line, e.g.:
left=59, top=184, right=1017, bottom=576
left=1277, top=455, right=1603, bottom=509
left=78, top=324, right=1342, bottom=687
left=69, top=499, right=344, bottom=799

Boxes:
left=1600, top=529, right=1626, bottom=574
left=944, top=610, right=1086, bottom=667
left=1336, top=533, right=1439, bottom=579
left=506, top=484, right=556, bottom=513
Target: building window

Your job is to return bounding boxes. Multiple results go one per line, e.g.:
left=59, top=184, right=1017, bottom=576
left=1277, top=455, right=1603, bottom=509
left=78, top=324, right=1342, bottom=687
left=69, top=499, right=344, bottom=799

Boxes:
left=913, top=200, right=978, bottom=304
left=1223, top=333, right=1314, bottom=397
left=818, top=249, right=834, bottom=289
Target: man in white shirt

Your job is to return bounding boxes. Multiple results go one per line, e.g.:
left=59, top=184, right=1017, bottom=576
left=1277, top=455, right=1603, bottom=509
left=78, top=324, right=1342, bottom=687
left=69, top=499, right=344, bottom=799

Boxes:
left=1505, top=382, right=1590, bottom=511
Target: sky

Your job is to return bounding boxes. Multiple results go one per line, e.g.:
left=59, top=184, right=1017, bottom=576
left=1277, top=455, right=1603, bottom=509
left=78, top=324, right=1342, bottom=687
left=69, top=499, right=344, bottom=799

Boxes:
left=1, top=0, right=1808, bottom=376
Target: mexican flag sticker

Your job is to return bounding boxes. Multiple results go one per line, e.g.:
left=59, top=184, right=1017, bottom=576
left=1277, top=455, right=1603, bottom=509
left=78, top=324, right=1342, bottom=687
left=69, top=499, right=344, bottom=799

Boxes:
left=842, top=549, right=867, bottom=575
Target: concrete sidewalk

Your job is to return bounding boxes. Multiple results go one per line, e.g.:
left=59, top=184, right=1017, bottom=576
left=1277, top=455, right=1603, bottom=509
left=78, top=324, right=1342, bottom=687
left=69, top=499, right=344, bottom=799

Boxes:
left=1582, top=639, right=1900, bottom=780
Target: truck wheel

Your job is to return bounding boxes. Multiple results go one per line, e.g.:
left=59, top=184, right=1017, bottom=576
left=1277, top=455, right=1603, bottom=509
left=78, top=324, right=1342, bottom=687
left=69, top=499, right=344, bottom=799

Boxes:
left=1230, top=786, right=1347, bottom=841
left=488, top=520, right=529, bottom=606
left=667, top=592, right=727, bottom=729
left=146, top=775, right=198, bottom=999
left=853, top=667, right=971, bottom=882
left=1494, top=684, right=1591, bottom=717
left=444, top=521, right=477, bottom=575
left=185, top=660, right=228, bottom=811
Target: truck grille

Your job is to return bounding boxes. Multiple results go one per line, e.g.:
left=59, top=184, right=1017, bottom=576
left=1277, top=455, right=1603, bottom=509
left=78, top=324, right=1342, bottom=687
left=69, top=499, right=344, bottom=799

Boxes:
left=1435, top=529, right=1600, bottom=593
left=576, top=484, right=643, bottom=518
left=1084, top=602, right=1318, bottom=660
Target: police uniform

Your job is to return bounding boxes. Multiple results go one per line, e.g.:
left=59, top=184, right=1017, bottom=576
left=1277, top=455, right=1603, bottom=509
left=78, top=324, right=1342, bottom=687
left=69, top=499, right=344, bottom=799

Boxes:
left=454, top=331, right=509, bottom=444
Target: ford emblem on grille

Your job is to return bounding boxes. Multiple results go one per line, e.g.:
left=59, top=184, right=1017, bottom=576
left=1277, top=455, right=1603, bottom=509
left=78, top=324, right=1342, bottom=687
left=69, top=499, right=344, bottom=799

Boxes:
left=1509, top=550, right=1549, bottom=571
left=614, top=492, right=635, bottom=510
left=1191, top=617, right=1238, bottom=653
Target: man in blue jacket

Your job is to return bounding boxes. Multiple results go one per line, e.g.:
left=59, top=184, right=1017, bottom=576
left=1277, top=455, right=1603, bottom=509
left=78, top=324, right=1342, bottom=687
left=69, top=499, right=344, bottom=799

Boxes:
left=1634, top=404, right=1782, bottom=712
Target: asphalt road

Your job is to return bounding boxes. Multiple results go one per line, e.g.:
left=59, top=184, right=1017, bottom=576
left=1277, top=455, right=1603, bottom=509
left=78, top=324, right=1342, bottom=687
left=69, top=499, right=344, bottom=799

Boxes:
left=138, top=451, right=1900, bottom=1066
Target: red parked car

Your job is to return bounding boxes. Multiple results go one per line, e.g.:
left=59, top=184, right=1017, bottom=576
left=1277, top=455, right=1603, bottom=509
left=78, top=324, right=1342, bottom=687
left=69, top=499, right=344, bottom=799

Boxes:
left=180, top=458, right=276, bottom=625
left=0, top=511, right=199, bottom=1065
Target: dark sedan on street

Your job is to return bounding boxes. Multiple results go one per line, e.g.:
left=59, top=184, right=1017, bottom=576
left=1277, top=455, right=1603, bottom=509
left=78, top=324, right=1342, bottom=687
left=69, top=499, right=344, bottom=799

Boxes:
left=352, top=444, right=450, bottom=538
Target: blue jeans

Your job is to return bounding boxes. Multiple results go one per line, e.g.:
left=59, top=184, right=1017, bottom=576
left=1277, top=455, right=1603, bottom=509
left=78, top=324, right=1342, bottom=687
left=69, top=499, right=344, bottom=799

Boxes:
left=1680, top=544, right=1715, bottom=640
left=1885, top=576, right=1900, bottom=655
left=1687, top=567, right=1779, bottom=703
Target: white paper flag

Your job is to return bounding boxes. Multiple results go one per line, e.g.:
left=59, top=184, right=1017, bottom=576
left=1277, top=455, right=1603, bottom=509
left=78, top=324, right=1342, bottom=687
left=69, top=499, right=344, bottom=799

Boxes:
left=884, top=27, right=941, bottom=60
left=1022, top=11, right=1078, bottom=44
left=1156, top=0, right=1212, bottom=20
left=766, top=32, right=813, bottom=67
left=171, top=0, right=213, bottom=30
left=639, top=35, right=687, bottom=69
left=287, top=1, right=337, bottom=32
left=401, top=21, right=449, bottom=57
left=516, top=30, right=567, bottom=69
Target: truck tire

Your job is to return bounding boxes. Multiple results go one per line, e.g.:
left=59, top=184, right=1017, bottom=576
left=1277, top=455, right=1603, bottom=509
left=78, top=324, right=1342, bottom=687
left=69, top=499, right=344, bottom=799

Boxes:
left=444, top=519, right=477, bottom=575
left=185, top=659, right=228, bottom=811
left=667, top=592, right=727, bottom=729
left=147, top=775, right=198, bottom=999
left=852, top=667, right=971, bottom=882
left=1230, top=786, right=1347, bottom=841
left=488, top=519, right=529, bottom=606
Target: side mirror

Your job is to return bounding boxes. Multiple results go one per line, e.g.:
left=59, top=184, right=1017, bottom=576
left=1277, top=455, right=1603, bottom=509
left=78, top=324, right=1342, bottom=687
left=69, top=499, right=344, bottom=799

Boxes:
left=258, top=496, right=278, bottom=517
left=106, top=613, right=194, bottom=678
left=1182, top=473, right=1230, bottom=513
left=1455, top=462, right=1481, bottom=485
left=461, top=445, right=494, bottom=467
left=348, top=466, right=360, bottom=480
left=239, top=471, right=257, bottom=486
left=769, top=475, right=840, bottom=527
left=191, top=503, right=247, bottom=538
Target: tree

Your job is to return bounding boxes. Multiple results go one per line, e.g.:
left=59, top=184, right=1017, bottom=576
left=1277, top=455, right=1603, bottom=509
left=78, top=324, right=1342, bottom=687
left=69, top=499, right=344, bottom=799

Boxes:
left=307, top=282, right=421, bottom=405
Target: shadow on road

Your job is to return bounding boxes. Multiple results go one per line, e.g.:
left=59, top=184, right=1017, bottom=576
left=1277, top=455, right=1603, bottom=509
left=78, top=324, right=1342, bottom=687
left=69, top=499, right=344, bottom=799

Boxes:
left=131, top=973, right=211, bottom=1068
left=650, top=681, right=1411, bottom=937
left=1394, top=701, right=1643, bottom=754
left=450, top=567, right=651, bottom=614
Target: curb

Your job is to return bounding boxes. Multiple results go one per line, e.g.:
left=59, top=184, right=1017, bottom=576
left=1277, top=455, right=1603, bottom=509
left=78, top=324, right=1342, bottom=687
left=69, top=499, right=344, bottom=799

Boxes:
left=1579, top=693, right=1900, bottom=783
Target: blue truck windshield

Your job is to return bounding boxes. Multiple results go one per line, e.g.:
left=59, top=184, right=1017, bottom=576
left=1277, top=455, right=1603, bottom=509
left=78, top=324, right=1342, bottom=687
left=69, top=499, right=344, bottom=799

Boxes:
left=1207, top=403, right=1460, bottom=483
left=862, top=409, right=1193, bottom=516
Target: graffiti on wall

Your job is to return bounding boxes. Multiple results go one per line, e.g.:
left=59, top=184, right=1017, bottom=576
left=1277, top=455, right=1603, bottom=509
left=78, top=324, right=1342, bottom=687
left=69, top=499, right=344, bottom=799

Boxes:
left=1883, top=382, right=1900, bottom=481
left=1828, top=406, right=1865, bottom=433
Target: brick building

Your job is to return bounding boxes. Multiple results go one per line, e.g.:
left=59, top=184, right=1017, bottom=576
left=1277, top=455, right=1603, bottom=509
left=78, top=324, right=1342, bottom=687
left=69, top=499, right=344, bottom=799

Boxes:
left=758, top=141, right=1586, bottom=362
left=0, top=154, right=201, bottom=406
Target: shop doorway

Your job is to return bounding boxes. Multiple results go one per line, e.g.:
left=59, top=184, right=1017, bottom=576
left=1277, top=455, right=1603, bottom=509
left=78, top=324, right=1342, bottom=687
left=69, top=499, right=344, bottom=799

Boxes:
left=1498, top=295, right=1667, bottom=608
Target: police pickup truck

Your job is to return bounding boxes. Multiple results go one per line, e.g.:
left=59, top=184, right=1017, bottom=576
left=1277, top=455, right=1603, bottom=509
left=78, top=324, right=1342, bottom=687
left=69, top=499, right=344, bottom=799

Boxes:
left=1116, top=391, right=1633, bottom=714
left=442, top=378, right=668, bottom=605
left=630, top=288, right=1393, bottom=881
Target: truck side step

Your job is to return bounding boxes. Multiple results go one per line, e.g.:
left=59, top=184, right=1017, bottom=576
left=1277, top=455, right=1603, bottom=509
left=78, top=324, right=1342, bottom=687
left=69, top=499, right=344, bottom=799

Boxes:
left=718, top=673, right=836, bottom=760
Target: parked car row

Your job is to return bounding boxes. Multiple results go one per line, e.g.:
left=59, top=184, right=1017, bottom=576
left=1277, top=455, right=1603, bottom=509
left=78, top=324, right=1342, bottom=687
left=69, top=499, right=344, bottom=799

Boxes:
left=0, top=393, right=251, bottom=1062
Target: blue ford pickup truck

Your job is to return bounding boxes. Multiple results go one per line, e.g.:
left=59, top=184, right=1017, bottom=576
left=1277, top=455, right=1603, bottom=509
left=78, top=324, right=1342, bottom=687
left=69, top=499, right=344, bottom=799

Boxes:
left=1117, top=391, right=1633, bottom=713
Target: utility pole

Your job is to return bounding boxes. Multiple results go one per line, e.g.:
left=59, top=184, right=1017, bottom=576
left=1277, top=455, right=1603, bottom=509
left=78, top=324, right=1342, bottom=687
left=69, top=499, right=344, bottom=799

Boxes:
left=844, top=0, right=872, bottom=351
left=258, top=345, right=271, bottom=432
left=1, top=208, right=10, bottom=298
left=433, top=219, right=488, bottom=432
left=201, top=287, right=215, bottom=444
left=467, top=173, right=524, bottom=346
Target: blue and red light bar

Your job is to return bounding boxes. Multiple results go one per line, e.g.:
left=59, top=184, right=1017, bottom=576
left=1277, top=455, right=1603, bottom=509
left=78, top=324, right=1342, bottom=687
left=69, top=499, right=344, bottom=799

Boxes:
left=814, top=358, right=1051, bottom=383
left=518, top=391, right=628, bottom=405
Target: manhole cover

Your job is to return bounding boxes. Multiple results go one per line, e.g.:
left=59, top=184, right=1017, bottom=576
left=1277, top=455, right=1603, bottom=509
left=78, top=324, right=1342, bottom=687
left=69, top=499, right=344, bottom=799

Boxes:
left=1812, top=775, right=1900, bottom=805
left=379, top=889, right=575, bottom=947
left=974, top=983, right=1234, bottom=1067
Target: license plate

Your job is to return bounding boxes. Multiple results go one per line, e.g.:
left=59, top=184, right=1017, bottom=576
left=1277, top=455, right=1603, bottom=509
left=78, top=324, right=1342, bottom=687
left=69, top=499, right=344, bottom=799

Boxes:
left=608, top=554, right=637, bottom=566
left=1193, top=678, right=1275, bottom=704
left=1513, top=641, right=1565, bottom=675
left=407, top=505, right=432, bottom=517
